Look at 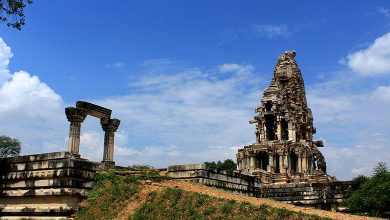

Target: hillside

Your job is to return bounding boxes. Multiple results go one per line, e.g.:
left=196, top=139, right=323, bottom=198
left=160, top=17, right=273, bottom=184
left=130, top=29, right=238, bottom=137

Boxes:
left=74, top=172, right=382, bottom=220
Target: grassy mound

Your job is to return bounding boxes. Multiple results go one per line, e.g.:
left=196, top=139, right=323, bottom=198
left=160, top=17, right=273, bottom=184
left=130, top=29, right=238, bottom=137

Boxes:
left=132, top=187, right=330, bottom=220
left=75, top=171, right=330, bottom=220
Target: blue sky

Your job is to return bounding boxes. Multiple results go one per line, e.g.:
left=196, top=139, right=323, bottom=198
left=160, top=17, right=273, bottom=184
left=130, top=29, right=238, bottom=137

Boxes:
left=1, top=1, right=390, bottom=180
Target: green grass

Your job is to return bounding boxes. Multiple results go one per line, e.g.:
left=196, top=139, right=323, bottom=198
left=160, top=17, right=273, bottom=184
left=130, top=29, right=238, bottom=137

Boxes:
left=75, top=167, right=169, bottom=220
left=75, top=171, right=332, bottom=220
left=130, top=187, right=332, bottom=220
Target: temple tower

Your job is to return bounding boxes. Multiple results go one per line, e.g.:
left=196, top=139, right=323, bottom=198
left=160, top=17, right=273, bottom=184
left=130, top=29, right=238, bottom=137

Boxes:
left=237, top=51, right=331, bottom=183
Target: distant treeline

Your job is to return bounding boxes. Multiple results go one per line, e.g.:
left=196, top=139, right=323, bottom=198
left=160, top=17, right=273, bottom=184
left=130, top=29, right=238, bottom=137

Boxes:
left=204, top=159, right=237, bottom=170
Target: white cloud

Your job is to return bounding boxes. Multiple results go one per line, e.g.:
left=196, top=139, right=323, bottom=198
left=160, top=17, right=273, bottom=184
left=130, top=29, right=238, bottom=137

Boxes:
left=307, top=74, right=390, bottom=180
left=0, top=37, right=66, bottom=155
left=91, top=60, right=261, bottom=166
left=0, top=38, right=12, bottom=83
left=0, top=71, right=62, bottom=113
left=378, top=7, right=390, bottom=18
left=371, top=85, right=390, bottom=102
left=347, top=32, right=390, bottom=75
left=218, top=63, right=254, bottom=75
left=251, top=24, right=291, bottom=38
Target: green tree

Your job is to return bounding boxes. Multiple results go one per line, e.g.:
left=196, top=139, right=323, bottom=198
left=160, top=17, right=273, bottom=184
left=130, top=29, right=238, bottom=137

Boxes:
left=0, top=0, right=33, bottom=30
left=0, top=135, right=21, bottom=158
left=345, top=162, right=390, bottom=217
left=205, top=159, right=237, bottom=170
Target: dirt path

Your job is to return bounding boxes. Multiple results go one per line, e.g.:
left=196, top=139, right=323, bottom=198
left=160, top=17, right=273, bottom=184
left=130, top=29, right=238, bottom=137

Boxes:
left=115, top=180, right=383, bottom=220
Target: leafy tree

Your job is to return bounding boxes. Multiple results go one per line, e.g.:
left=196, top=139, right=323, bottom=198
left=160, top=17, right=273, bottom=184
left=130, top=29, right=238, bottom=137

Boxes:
left=345, top=162, right=390, bottom=217
left=0, top=135, right=21, bottom=158
left=204, top=161, right=217, bottom=169
left=0, top=0, right=33, bottom=30
left=351, top=175, right=369, bottom=187
left=205, top=159, right=237, bottom=170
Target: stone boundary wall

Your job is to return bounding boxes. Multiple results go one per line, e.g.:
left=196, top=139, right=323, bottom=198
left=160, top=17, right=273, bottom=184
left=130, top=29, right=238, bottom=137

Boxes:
left=0, top=151, right=100, bottom=219
left=168, top=164, right=261, bottom=196
left=167, top=164, right=356, bottom=211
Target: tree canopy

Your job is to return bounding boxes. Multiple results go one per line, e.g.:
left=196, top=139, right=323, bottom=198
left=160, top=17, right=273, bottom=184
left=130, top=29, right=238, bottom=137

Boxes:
left=0, top=0, right=32, bottom=30
left=345, top=162, right=390, bottom=217
left=205, top=159, right=237, bottom=170
left=0, top=135, right=21, bottom=158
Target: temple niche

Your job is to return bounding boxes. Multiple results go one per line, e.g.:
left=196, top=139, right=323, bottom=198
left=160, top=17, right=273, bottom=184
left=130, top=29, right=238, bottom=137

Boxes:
left=236, top=51, right=334, bottom=183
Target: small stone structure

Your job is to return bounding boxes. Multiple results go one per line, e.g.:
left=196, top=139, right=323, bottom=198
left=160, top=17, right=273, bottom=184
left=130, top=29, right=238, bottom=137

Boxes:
left=65, top=101, right=120, bottom=165
left=236, top=51, right=334, bottom=183
left=0, top=101, right=121, bottom=219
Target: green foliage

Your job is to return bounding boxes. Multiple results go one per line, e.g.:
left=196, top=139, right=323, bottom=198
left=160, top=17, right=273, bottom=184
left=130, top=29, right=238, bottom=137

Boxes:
left=345, top=162, right=390, bottom=217
left=0, top=0, right=32, bottom=30
left=75, top=172, right=141, bottom=220
left=204, top=159, right=237, bottom=170
left=351, top=175, right=369, bottom=187
left=0, top=135, right=21, bottom=158
left=130, top=187, right=330, bottom=220
left=129, top=164, right=154, bottom=170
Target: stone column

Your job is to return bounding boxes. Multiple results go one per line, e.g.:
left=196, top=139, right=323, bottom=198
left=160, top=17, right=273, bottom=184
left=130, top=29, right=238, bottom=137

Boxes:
left=101, top=118, right=121, bottom=164
left=276, top=121, right=282, bottom=141
left=302, top=155, right=307, bottom=173
left=65, top=107, right=87, bottom=156
left=297, top=155, right=302, bottom=173
left=242, top=157, right=246, bottom=168
left=268, top=153, right=274, bottom=172
left=279, top=155, right=284, bottom=173
left=250, top=155, right=255, bottom=168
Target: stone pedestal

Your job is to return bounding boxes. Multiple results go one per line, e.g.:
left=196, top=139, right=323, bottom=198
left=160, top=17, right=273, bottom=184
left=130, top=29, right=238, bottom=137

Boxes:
left=101, top=118, right=120, bottom=164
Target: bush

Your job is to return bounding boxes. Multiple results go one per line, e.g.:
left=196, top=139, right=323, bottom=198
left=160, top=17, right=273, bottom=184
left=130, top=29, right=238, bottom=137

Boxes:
left=345, top=162, right=390, bottom=217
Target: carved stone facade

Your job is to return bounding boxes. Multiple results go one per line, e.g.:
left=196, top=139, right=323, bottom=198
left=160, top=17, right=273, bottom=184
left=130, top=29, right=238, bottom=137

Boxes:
left=236, top=51, right=334, bottom=183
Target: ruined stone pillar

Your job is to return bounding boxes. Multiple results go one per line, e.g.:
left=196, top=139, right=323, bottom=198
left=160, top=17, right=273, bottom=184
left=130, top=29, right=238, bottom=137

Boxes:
left=101, top=118, right=121, bottom=164
left=297, top=155, right=302, bottom=172
left=65, top=107, right=87, bottom=156
left=302, top=155, right=307, bottom=173
left=283, top=154, right=288, bottom=173
left=259, top=123, right=265, bottom=143
left=279, top=155, right=284, bottom=173
left=250, top=155, right=255, bottom=168
left=288, top=122, right=294, bottom=141
left=268, top=153, right=274, bottom=172
left=277, top=121, right=282, bottom=141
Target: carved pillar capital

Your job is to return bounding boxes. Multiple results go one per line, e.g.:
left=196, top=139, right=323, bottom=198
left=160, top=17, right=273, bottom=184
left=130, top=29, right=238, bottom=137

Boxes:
left=100, top=118, right=121, bottom=132
left=65, top=107, right=87, bottom=123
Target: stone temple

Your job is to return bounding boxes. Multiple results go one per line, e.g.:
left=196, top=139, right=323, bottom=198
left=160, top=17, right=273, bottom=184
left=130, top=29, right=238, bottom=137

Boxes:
left=236, top=51, right=334, bottom=183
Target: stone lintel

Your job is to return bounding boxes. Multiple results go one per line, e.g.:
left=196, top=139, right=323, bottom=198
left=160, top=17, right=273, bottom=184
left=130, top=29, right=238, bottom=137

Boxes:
left=76, top=101, right=112, bottom=119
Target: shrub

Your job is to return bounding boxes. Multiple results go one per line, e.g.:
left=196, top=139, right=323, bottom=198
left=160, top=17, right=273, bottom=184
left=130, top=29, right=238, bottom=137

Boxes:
left=345, top=162, right=390, bottom=217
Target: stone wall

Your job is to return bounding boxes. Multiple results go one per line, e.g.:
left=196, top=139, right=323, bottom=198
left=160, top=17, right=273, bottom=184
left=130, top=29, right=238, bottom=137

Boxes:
left=0, top=152, right=99, bottom=219
left=168, top=164, right=261, bottom=197
left=167, top=164, right=356, bottom=211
